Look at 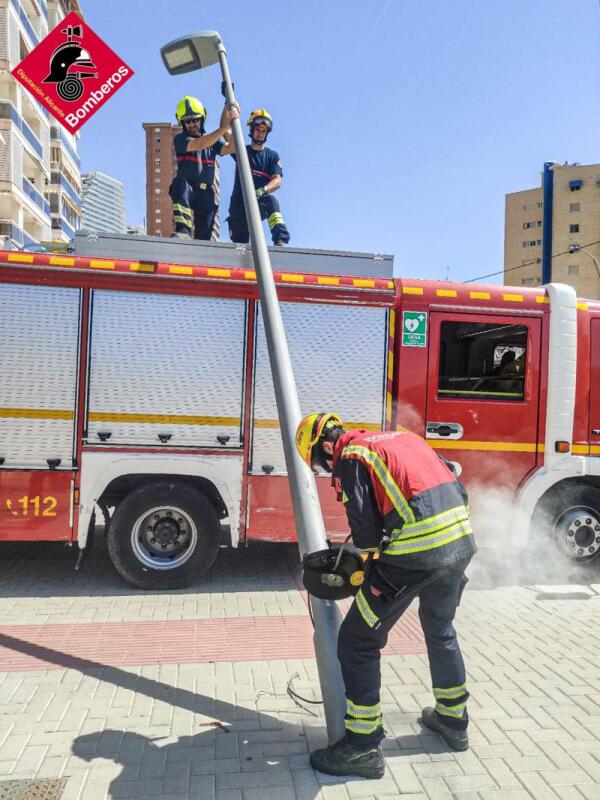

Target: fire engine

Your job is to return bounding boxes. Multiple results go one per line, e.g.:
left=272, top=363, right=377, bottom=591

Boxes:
left=0, top=234, right=598, bottom=588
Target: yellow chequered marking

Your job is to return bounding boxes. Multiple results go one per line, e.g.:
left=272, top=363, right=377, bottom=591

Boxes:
left=428, top=439, right=537, bottom=453
left=89, top=412, right=240, bottom=426
left=386, top=391, right=393, bottom=424
left=436, top=289, right=458, bottom=297
left=389, top=308, right=396, bottom=338
left=503, top=293, right=523, bottom=302
left=207, top=268, right=231, bottom=278
left=244, top=271, right=256, bottom=280
left=281, top=273, right=304, bottom=283
left=387, top=280, right=394, bottom=289
left=591, top=445, right=600, bottom=456
left=0, top=407, right=73, bottom=420
left=90, top=259, right=115, bottom=270
left=6, top=253, right=34, bottom=263
left=577, top=302, right=589, bottom=311
left=353, top=279, right=376, bottom=288
left=535, top=295, right=550, bottom=304
left=470, top=291, right=490, bottom=300
left=129, top=262, right=155, bottom=273
left=49, top=256, right=75, bottom=266
left=403, top=286, right=424, bottom=295
left=317, top=276, right=340, bottom=285
left=169, top=266, right=193, bottom=275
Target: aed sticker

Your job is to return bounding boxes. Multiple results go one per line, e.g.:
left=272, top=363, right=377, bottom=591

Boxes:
left=349, top=570, right=365, bottom=587
left=402, top=311, right=427, bottom=347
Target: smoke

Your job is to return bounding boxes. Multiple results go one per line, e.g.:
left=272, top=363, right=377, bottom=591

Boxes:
left=466, top=475, right=593, bottom=590
left=394, top=404, right=423, bottom=434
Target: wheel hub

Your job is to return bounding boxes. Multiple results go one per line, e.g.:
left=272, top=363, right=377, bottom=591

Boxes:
left=153, top=518, right=180, bottom=546
left=131, top=506, right=197, bottom=568
left=555, top=508, right=600, bottom=561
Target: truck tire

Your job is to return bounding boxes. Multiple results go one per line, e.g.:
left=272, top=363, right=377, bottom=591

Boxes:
left=107, top=481, right=220, bottom=589
left=539, top=485, right=600, bottom=564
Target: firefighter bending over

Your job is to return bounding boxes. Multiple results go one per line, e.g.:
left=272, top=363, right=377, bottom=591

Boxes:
left=170, top=96, right=239, bottom=240
left=227, top=109, right=290, bottom=247
left=295, top=414, right=477, bottom=780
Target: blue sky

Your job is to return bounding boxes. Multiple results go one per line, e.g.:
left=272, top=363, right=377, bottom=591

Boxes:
left=78, top=0, right=600, bottom=284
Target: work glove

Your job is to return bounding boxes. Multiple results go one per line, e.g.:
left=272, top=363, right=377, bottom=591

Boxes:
left=255, top=186, right=267, bottom=200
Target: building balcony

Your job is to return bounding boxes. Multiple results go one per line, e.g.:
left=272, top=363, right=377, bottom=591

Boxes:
left=0, top=218, right=44, bottom=250
left=22, top=227, right=40, bottom=249
left=0, top=219, right=24, bottom=247
left=51, top=172, right=80, bottom=206
left=21, top=118, right=43, bottom=158
left=22, top=176, right=50, bottom=215
left=50, top=127, right=81, bottom=168
left=51, top=215, right=76, bottom=239
left=13, top=0, right=42, bottom=47
left=0, top=101, right=44, bottom=159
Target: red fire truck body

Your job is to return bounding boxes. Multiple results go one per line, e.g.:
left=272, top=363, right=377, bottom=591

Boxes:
left=0, top=244, right=598, bottom=588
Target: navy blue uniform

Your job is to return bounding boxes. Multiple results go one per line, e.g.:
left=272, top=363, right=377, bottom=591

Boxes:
left=228, top=145, right=290, bottom=245
left=170, top=134, right=223, bottom=240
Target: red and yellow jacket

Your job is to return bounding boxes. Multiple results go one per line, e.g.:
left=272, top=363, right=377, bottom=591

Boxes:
left=331, top=429, right=476, bottom=568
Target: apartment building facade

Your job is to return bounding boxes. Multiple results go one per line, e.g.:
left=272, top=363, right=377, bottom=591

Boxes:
left=0, top=0, right=82, bottom=249
left=505, top=163, right=600, bottom=299
left=143, top=121, right=220, bottom=239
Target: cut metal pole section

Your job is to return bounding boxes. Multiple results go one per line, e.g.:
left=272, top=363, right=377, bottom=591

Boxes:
left=215, top=40, right=346, bottom=741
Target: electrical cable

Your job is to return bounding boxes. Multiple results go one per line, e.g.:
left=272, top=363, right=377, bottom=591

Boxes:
left=464, top=238, right=600, bottom=284
left=286, top=672, right=323, bottom=714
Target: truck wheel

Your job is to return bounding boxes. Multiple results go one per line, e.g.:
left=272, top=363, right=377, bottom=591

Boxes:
left=107, top=481, right=220, bottom=589
left=543, top=485, right=600, bottom=564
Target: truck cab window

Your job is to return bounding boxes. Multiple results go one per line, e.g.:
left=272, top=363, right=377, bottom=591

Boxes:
left=438, top=321, right=527, bottom=401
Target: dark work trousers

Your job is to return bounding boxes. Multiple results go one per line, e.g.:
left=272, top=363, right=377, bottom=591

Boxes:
left=227, top=193, right=290, bottom=245
left=337, top=557, right=471, bottom=745
left=169, top=177, right=218, bottom=240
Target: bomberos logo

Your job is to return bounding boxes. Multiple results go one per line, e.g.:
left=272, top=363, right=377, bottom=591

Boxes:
left=12, top=11, right=133, bottom=133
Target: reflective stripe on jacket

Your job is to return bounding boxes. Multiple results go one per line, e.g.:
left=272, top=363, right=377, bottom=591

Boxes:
left=331, top=429, right=476, bottom=569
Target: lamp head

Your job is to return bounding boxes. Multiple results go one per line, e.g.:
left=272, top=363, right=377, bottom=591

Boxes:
left=161, top=31, right=222, bottom=75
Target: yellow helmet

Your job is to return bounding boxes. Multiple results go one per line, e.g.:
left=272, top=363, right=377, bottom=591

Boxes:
left=176, top=96, right=206, bottom=125
left=295, top=413, right=343, bottom=468
left=247, top=108, right=273, bottom=131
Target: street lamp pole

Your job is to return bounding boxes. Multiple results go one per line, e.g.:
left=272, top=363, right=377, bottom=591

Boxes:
left=161, top=31, right=346, bottom=741
left=569, top=244, right=600, bottom=281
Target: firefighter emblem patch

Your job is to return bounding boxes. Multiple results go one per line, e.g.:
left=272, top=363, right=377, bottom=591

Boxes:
left=12, top=12, right=133, bottom=133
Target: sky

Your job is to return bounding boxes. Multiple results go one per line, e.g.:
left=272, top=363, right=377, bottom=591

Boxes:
left=77, top=0, right=600, bottom=284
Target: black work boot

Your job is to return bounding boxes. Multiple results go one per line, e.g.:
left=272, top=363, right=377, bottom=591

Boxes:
left=310, top=735, right=385, bottom=779
left=421, top=707, right=469, bottom=751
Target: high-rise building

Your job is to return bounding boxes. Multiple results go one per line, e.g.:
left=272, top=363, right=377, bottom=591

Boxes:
left=81, top=171, right=126, bottom=234
left=143, top=121, right=220, bottom=239
left=0, top=0, right=82, bottom=249
left=505, top=163, right=600, bottom=299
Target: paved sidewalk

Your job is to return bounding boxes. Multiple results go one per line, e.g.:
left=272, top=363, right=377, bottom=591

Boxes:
left=0, top=537, right=599, bottom=800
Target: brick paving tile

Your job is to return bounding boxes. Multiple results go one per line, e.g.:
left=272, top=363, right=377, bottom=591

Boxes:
left=418, top=777, right=453, bottom=799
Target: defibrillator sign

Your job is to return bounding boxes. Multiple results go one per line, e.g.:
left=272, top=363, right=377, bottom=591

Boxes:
left=12, top=12, right=133, bottom=133
left=402, top=311, right=427, bottom=347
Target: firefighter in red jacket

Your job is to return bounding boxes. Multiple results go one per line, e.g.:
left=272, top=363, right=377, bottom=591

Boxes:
left=295, top=414, right=477, bottom=779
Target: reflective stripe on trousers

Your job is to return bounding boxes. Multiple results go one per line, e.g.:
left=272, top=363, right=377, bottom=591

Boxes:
left=337, top=560, right=471, bottom=744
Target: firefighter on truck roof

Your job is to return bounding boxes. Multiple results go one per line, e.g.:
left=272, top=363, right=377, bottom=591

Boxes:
left=170, top=96, right=239, bottom=240
left=295, top=414, right=477, bottom=780
left=227, top=108, right=290, bottom=247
